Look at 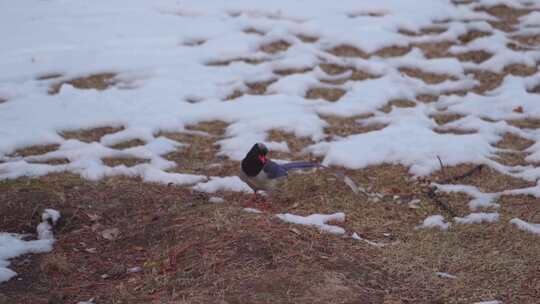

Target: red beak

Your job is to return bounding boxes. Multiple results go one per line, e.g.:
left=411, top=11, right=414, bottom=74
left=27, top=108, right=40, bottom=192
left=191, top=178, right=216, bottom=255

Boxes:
left=258, top=154, right=267, bottom=163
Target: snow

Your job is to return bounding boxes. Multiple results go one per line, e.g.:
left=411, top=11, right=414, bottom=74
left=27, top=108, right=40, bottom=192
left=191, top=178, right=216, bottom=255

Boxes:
left=209, top=196, right=225, bottom=204
left=435, top=272, right=457, bottom=279
left=193, top=176, right=252, bottom=193
left=473, top=301, right=502, bottom=304
left=0, top=0, right=537, bottom=187
left=418, top=215, right=451, bottom=230
left=454, top=213, right=499, bottom=224
left=0, top=209, right=61, bottom=283
left=434, top=184, right=500, bottom=210
left=0, top=0, right=539, bottom=239
left=276, top=212, right=346, bottom=234
left=243, top=208, right=263, bottom=214
left=510, top=218, right=540, bottom=236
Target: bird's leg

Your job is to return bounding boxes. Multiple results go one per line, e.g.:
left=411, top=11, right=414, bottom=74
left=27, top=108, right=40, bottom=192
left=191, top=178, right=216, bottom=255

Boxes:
left=244, top=190, right=259, bottom=207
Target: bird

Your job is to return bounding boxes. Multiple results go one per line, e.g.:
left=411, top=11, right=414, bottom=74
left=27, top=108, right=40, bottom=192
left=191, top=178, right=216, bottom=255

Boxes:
left=239, top=142, right=322, bottom=206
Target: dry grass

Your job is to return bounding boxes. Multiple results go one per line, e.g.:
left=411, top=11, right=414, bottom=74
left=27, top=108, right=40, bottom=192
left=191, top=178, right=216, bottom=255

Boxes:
left=512, top=34, right=540, bottom=46
left=9, top=144, right=60, bottom=157
left=379, top=99, right=416, bottom=113
left=245, top=79, right=277, bottom=95
left=101, top=157, right=149, bottom=167
left=305, top=87, right=346, bottom=102
left=495, top=133, right=534, bottom=151
left=319, top=64, right=379, bottom=84
left=322, top=115, right=387, bottom=138
left=416, top=94, right=439, bottom=103
left=260, top=40, right=291, bottom=54
left=27, top=158, right=70, bottom=165
left=267, top=130, right=315, bottom=157
left=399, top=67, right=456, bottom=84
left=431, top=113, right=464, bottom=125
left=274, top=67, right=313, bottom=76
left=297, top=35, right=319, bottom=43
left=243, top=28, right=265, bottom=36
left=455, top=50, right=493, bottom=63
left=327, top=45, right=369, bottom=58
left=36, top=73, right=63, bottom=81
left=507, top=118, right=540, bottom=129
left=206, top=58, right=266, bottom=66
left=430, top=164, right=535, bottom=192
left=373, top=46, right=411, bottom=58
left=108, top=139, right=146, bottom=150
left=467, top=70, right=504, bottom=93
left=49, top=73, right=117, bottom=95
left=412, top=41, right=453, bottom=59
left=60, top=126, right=124, bottom=143
left=458, top=30, right=491, bottom=44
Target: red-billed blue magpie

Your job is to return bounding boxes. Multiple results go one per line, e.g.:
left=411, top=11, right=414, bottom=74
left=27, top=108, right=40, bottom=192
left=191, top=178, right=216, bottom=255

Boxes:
left=239, top=143, right=322, bottom=204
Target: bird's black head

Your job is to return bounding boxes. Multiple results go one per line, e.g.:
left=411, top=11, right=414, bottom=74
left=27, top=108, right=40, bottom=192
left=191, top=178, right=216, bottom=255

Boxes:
left=241, top=143, right=268, bottom=177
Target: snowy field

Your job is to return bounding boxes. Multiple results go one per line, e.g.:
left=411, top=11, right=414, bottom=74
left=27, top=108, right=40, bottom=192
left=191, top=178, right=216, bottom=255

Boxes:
left=1, top=0, right=540, bottom=302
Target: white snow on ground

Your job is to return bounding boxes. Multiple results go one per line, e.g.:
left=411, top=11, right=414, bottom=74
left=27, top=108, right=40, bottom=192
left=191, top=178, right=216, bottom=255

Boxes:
left=193, top=176, right=252, bottom=193
left=0, top=0, right=540, bottom=238
left=209, top=196, right=225, bottom=204
left=510, top=218, right=540, bottom=236
left=418, top=215, right=451, bottom=230
left=0, top=209, right=61, bottom=283
left=243, top=208, right=263, bottom=214
left=454, top=212, right=499, bottom=224
left=434, top=184, right=500, bottom=210
left=473, top=301, right=502, bottom=304
left=276, top=212, right=345, bottom=234
left=0, top=0, right=538, bottom=193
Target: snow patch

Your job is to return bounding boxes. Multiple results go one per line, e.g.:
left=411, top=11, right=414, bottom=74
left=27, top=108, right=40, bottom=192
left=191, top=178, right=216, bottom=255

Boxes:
left=0, top=209, right=61, bottom=283
left=510, top=218, right=540, bottom=236
left=418, top=215, right=450, bottom=230
left=454, top=213, right=499, bottom=224
left=277, top=212, right=345, bottom=234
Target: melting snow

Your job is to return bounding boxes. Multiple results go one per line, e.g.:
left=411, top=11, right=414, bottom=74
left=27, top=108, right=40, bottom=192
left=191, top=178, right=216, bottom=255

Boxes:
left=418, top=215, right=451, bottom=230
left=0, top=209, right=61, bottom=283
left=276, top=212, right=346, bottom=234
left=510, top=218, right=540, bottom=236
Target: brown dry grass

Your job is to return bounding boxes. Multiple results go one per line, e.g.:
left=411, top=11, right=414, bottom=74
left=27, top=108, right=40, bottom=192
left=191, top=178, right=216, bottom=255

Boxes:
left=507, top=118, right=540, bottom=129
left=206, top=58, right=266, bottom=66
left=412, top=41, right=453, bottom=59
left=243, top=28, right=265, bottom=36
left=102, top=157, right=149, bottom=167
left=297, top=35, right=319, bottom=43
left=379, top=99, right=416, bottom=113
left=9, top=144, right=60, bottom=157
left=322, top=114, right=387, bottom=138
left=108, top=139, right=146, bottom=150
left=60, top=126, right=124, bottom=143
left=245, top=79, right=277, bottom=95
left=274, top=67, right=313, bottom=76
left=455, top=50, right=493, bottom=63
left=373, top=46, right=411, bottom=58
left=305, top=87, right=346, bottom=102
left=399, top=67, right=456, bottom=84
left=431, top=113, right=464, bottom=125
left=327, top=45, right=369, bottom=58
left=319, top=64, right=379, bottom=85
left=260, top=40, right=291, bottom=54
left=458, top=30, right=491, bottom=44
left=49, top=73, right=116, bottom=95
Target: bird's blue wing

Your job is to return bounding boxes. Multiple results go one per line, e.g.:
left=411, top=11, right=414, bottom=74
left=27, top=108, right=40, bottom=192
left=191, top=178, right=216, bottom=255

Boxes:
left=263, top=160, right=288, bottom=179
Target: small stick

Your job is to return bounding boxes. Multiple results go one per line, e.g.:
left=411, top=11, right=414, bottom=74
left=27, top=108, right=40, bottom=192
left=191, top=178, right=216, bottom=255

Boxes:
left=437, top=156, right=446, bottom=179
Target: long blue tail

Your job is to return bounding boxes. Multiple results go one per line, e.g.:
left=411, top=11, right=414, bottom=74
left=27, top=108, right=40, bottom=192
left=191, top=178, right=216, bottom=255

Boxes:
left=281, top=162, right=323, bottom=171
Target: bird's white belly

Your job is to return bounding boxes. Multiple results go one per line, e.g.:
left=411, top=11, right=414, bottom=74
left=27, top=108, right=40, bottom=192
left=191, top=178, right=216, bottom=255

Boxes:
left=239, top=170, right=282, bottom=192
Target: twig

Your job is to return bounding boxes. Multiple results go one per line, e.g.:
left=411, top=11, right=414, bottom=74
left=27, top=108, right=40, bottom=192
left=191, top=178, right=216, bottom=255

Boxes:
left=437, top=156, right=446, bottom=179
